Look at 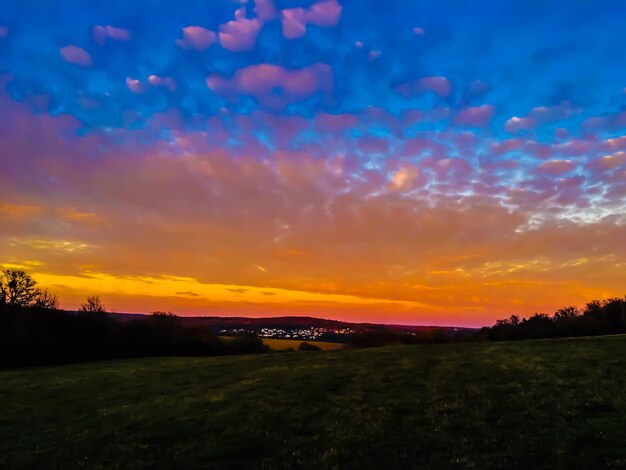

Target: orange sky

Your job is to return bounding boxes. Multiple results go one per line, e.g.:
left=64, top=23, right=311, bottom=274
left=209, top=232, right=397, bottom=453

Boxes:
left=1, top=71, right=626, bottom=327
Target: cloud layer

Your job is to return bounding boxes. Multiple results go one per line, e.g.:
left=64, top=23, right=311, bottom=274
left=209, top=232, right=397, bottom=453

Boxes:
left=0, top=0, right=625, bottom=326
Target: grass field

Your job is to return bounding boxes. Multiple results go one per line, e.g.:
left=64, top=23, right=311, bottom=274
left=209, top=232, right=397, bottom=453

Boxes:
left=2, top=336, right=626, bottom=469
left=261, top=337, right=345, bottom=351
left=219, top=335, right=345, bottom=351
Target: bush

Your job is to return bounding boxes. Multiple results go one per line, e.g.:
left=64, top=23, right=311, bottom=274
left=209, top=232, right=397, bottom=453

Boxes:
left=297, top=341, right=321, bottom=351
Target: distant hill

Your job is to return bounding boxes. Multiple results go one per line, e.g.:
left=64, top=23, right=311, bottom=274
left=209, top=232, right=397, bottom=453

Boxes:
left=109, top=312, right=477, bottom=334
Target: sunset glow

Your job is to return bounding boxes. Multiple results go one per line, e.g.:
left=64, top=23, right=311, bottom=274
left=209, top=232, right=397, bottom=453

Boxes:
left=1, top=0, right=625, bottom=326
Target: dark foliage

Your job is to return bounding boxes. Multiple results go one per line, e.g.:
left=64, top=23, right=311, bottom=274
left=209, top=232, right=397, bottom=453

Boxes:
left=297, top=341, right=322, bottom=351
left=347, top=327, right=457, bottom=348
left=487, top=296, right=626, bottom=341
left=0, top=304, right=267, bottom=368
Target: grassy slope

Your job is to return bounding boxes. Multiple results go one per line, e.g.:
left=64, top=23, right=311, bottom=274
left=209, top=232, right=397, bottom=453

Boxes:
left=2, top=336, right=626, bottom=469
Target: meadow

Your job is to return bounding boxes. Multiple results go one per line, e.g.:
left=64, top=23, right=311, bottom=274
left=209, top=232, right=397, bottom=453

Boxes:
left=262, top=337, right=345, bottom=351
left=2, top=335, right=626, bottom=469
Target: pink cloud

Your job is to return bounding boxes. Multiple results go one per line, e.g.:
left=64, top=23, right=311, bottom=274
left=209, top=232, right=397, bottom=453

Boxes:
left=556, top=138, right=595, bottom=157
left=399, top=109, right=424, bottom=127
left=505, top=101, right=580, bottom=133
left=254, top=0, right=279, bottom=21
left=394, top=77, right=452, bottom=99
left=489, top=139, right=524, bottom=156
left=126, top=78, right=145, bottom=94
left=402, top=138, right=445, bottom=158
left=176, top=26, right=217, bottom=51
left=60, top=45, right=92, bottom=67
left=307, top=0, right=343, bottom=27
left=504, top=116, right=534, bottom=133
left=418, top=76, right=452, bottom=98
left=207, top=63, right=333, bottom=108
left=282, top=0, right=342, bottom=39
left=148, top=75, right=177, bottom=91
left=315, top=113, right=358, bottom=132
left=603, top=136, right=626, bottom=152
left=219, top=8, right=263, bottom=52
left=389, top=166, right=422, bottom=191
left=529, top=101, right=580, bottom=122
left=0, top=26, right=8, bottom=38
left=282, top=8, right=308, bottom=39
left=587, top=152, right=626, bottom=172
left=93, top=25, right=131, bottom=45
left=453, top=104, right=495, bottom=127
left=538, top=160, right=575, bottom=175
left=555, top=128, right=570, bottom=141
left=525, top=141, right=554, bottom=159
left=127, top=76, right=177, bottom=94
left=413, top=26, right=425, bottom=35
left=356, top=136, right=389, bottom=155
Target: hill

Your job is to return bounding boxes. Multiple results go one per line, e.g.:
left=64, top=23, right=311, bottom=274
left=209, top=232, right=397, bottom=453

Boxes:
left=112, top=312, right=476, bottom=334
left=2, top=335, right=626, bottom=468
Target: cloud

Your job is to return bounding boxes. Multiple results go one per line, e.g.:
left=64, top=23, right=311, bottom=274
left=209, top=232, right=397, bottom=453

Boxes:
left=504, top=101, right=581, bottom=133
left=538, top=160, right=575, bottom=175
left=93, top=25, right=131, bottom=45
left=453, top=105, right=495, bottom=127
left=389, top=166, right=421, bottom=191
left=254, top=0, right=279, bottom=21
left=207, top=63, right=333, bottom=108
left=60, top=45, right=92, bottom=67
left=2, top=0, right=626, bottom=325
left=396, top=76, right=452, bottom=99
left=126, top=75, right=177, bottom=94
left=504, top=116, right=534, bottom=133
left=176, top=26, right=217, bottom=51
left=282, top=0, right=342, bottom=39
left=227, top=287, right=248, bottom=294
left=587, top=152, right=626, bottom=172
left=219, top=8, right=263, bottom=52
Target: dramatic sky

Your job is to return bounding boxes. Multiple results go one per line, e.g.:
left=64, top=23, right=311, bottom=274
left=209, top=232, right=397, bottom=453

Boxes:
left=1, top=0, right=625, bottom=326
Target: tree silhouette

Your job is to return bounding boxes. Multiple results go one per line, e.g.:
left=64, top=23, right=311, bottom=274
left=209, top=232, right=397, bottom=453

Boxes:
left=32, top=288, right=59, bottom=310
left=554, top=306, right=579, bottom=320
left=0, top=270, right=39, bottom=307
left=80, top=295, right=106, bottom=314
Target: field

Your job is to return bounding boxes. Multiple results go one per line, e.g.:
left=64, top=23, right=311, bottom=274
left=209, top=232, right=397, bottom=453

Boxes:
left=219, top=335, right=345, bottom=351
left=2, top=336, right=626, bottom=469
left=262, top=337, right=345, bottom=351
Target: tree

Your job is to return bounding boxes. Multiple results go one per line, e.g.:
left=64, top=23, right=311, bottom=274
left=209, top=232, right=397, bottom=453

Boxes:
left=80, top=295, right=106, bottom=314
left=0, top=270, right=39, bottom=307
left=32, top=288, right=59, bottom=310
left=297, top=341, right=321, bottom=351
left=554, top=306, right=579, bottom=320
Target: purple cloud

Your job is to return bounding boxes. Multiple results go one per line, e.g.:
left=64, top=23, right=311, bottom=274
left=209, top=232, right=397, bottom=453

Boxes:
left=93, top=25, right=131, bottom=45
left=176, top=26, right=217, bottom=51
left=219, top=8, right=263, bottom=52
left=60, top=45, right=92, bottom=67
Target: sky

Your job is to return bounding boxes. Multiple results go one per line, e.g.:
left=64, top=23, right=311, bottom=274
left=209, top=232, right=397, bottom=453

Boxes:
left=0, top=0, right=625, bottom=327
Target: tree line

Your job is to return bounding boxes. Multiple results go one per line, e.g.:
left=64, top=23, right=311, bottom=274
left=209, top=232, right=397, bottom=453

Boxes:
left=484, top=297, right=626, bottom=341
left=346, top=296, right=626, bottom=347
left=0, top=270, right=267, bottom=368
left=2, top=269, right=625, bottom=363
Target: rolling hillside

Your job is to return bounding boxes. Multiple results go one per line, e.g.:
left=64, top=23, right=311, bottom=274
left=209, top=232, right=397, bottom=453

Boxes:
left=2, top=336, right=626, bottom=468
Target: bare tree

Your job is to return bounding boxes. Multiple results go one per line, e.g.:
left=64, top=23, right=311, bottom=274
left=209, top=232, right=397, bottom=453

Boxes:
left=0, top=270, right=39, bottom=307
left=79, top=295, right=106, bottom=314
left=32, top=288, right=59, bottom=310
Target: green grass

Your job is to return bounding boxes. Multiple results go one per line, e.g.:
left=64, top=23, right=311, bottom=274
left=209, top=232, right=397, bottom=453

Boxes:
left=2, top=336, right=626, bottom=469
